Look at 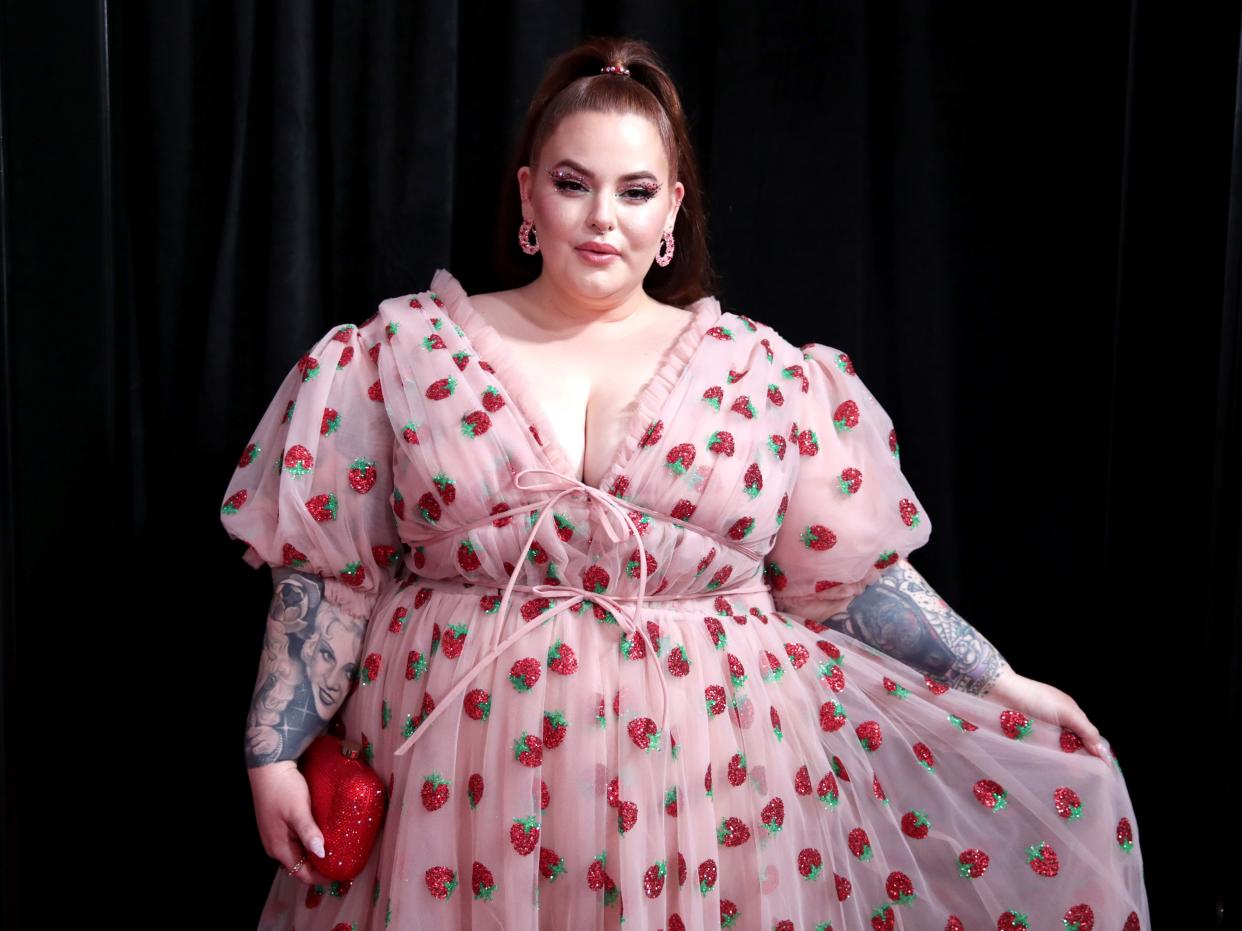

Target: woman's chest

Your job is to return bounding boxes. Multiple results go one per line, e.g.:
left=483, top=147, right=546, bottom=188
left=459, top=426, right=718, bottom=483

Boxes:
left=504, top=325, right=684, bottom=488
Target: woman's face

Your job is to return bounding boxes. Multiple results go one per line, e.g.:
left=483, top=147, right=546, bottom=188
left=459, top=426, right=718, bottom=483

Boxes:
left=519, top=109, right=685, bottom=303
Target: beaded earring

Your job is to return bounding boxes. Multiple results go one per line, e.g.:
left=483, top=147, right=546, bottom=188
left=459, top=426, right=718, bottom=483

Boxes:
left=518, top=217, right=539, bottom=255
left=655, top=229, right=675, bottom=267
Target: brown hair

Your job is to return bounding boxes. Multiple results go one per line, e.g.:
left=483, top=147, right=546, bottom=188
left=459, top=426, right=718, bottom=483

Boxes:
left=492, top=36, right=719, bottom=308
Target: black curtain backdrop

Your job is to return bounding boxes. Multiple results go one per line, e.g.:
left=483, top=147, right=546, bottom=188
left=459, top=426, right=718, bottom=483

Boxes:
left=2, top=2, right=1239, bottom=927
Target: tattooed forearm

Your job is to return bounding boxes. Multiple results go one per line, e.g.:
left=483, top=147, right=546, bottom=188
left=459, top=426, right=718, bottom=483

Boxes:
left=818, top=557, right=1010, bottom=696
left=243, top=568, right=369, bottom=768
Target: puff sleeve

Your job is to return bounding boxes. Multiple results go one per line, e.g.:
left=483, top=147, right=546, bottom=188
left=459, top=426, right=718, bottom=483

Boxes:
left=765, top=343, right=933, bottom=620
left=219, top=322, right=402, bottom=619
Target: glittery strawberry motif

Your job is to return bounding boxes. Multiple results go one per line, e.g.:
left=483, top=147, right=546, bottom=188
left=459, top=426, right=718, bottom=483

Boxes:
left=509, top=814, right=540, bottom=855
left=1123, top=911, right=1142, bottom=930
left=847, top=827, right=872, bottom=861
left=884, top=869, right=917, bottom=905
left=1060, top=726, right=1087, bottom=753
left=547, top=639, right=577, bottom=674
left=467, top=772, right=484, bottom=810
left=704, top=684, right=727, bottom=716
left=869, top=904, right=896, bottom=931
left=424, top=864, right=457, bottom=900
left=512, top=731, right=542, bottom=767
left=697, top=858, right=718, bottom=895
left=1024, top=840, right=1060, bottom=876
left=420, top=773, right=450, bottom=811
left=543, top=710, right=569, bottom=748
left=1116, top=816, right=1135, bottom=852
left=973, top=778, right=1009, bottom=811
left=855, top=719, right=883, bottom=750
left=642, top=859, right=666, bottom=898
left=627, top=716, right=661, bottom=751
left=957, top=847, right=990, bottom=879
left=729, top=694, right=755, bottom=729
left=719, top=897, right=740, bottom=927
left=882, top=676, right=910, bottom=699
left=900, top=808, right=931, bottom=838
left=796, top=846, right=823, bottom=880
left=923, top=674, right=950, bottom=694
left=667, top=645, right=691, bottom=677
left=912, top=741, right=936, bottom=772
left=703, top=615, right=728, bottom=649
left=538, top=847, right=566, bottom=882
left=819, top=698, right=848, bottom=732
left=945, top=917, right=964, bottom=931
left=1063, top=904, right=1095, bottom=931
left=999, top=708, right=1033, bottom=740
left=708, top=753, right=742, bottom=791
left=465, top=860, right=497, bottom=901
left=760, top=796, right=785, bottom=834
left=1053, top=786, right=1084, bottom=820
left=508, top=657, right=541, bottom=692
left=997, top=910, right=1031, bottom=930
left=814, top=770, right=839, bottom=809
left=948, top=713, right=979, bottom=731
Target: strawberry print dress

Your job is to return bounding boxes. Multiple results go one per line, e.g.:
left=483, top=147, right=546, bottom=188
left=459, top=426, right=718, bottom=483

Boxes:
left=220, top=268, right=1150, bottom=931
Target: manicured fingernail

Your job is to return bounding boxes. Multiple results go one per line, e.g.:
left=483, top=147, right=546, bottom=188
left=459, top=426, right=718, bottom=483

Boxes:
left=311, top=838, right=325, bottom=858
left=1095, top=742, right=1109, bottom=760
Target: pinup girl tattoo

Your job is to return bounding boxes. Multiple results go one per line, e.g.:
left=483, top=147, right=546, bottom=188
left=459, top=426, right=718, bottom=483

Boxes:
left=244, top=567, right=368, bottom=768
left=819, top=556, right=1010, bottom=696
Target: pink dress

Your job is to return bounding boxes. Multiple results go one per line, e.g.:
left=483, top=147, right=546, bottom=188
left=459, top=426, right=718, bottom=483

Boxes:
left=220, top=268, right=1150, bottom=931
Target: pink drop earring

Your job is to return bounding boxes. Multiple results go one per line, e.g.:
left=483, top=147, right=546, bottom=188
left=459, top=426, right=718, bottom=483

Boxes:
left=518, top=217, right=540, bottom=255
left=655, top=228, right=675, bottom=267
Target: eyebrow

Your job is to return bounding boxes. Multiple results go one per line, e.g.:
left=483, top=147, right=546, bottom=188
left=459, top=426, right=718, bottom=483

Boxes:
left=551, top=159, right=659, bottom=182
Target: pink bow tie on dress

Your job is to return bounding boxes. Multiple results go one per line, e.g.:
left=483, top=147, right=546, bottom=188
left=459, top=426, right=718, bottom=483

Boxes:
left=392, top=465, right=771, bottom=760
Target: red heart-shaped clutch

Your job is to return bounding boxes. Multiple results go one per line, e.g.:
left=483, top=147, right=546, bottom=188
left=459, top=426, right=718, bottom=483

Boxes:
left=298, top=734, right=389, bottom=882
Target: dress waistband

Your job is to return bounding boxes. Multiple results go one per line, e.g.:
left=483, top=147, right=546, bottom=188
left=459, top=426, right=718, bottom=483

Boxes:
left=392, top=466, right=772, bottom=760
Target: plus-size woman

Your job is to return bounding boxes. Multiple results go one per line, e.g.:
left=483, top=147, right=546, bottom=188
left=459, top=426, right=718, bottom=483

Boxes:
left=221, top=35, right=1150, bottom=931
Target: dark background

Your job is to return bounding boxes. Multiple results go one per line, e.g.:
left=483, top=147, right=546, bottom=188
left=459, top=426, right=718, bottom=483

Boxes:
left=3, top=2, right=1239, bottom=927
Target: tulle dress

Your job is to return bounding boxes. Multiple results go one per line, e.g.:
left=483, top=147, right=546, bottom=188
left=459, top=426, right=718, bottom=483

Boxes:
left=219, top=268, right=1150, bottom=931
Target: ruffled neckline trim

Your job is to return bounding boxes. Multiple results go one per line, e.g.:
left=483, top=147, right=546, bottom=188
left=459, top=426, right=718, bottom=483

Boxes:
left=428, top=267, right=724, bottom=493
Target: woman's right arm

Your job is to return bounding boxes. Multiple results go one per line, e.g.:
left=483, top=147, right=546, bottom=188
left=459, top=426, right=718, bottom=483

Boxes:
left=245, top=567, right=369, bottom=768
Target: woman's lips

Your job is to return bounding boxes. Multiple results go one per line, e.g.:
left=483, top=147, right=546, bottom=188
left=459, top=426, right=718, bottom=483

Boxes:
left=576, top=246, right=620, bottom=264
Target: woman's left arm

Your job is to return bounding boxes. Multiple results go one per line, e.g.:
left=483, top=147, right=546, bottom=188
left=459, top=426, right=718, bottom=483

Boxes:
left=817, top=556, right=1114, bottom=763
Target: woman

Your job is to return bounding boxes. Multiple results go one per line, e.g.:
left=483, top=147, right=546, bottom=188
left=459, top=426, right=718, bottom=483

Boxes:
left=222, top=35, right=1150, bottom=931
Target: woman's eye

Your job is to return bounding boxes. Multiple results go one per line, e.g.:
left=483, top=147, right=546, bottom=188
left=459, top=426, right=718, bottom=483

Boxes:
left=553, top=178, right=655, bottom=202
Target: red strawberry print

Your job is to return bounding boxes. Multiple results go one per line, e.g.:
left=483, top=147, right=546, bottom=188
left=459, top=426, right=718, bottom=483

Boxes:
left=509, top=814, right=540, bottom=855
left=627, top=716, right=661, bottom=751
left=870, top=903, right=895, bottom=931
left=999, top=708, right=1033, bottom=740
left=716, top=815, right=751, bottom=847
left=467, top=773, right=484, bottom=810
left=855, top=719, right=883, bottom=750
left=819, top=698, right=848, bottom=732
left=697, top=858, right=718, bottom=894
left=1054, top=786, right=1084, bottom=820
left=997, top=909, right=1031, bottom=930
left=1063, top=904, right=1095, bottom=931
left=543, top=710, right=569, bottom=748
left=642, top=859, right=666, bottom=898
left=900, top=808, right=931, bottom=838
left=726, top=751, right=747, bottom=786
left=471, top=860, right=497, bottom=901
left=912, top=741, right=935, bottom=772
left=616, top=799, right=639, bottom=834
left=512, top=731, right=542, bottom=767
left=760, top=796, right=785, bottom=834
left=834, top=871, right=852, bottom=901
left=667, top=644, right=691, bottom=677
left=817, top=771, right=840, bottom=808
left=439, top=623, right=468, bottom=658
left=847, top=827, right=872, bottom=861
left=1116, top=816, right=1135, bottom=851
left=973, top=778, right=1008, bottom=811
left=705, top=684, right=727, bottom=716
left=719, top=898, right=740, bottom=926
left=957, top=847, right=989, bottom=878
left=508, top=657, right=541, bottom=692
left=424, top=864, right=457, bottom=900
left=1025, top=840, right=1060, bottom=876
left=420, top=773, right=450, bottom=811
left=796, top=847, right=823, bottom=880
left=463, top=688, right=490, bottom=721
left=547, top=639, right=578, bottom=674
left=538, top=847, right=566, bottom=881
left=885, top=869, right=917, bottom=905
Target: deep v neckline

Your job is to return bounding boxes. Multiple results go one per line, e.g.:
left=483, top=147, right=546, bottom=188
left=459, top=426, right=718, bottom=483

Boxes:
left=429, top=268, right=724, bottom=494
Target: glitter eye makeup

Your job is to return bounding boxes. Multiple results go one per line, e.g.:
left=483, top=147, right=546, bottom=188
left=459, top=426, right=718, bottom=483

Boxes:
left=545, top=167, right=661, bottom=202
